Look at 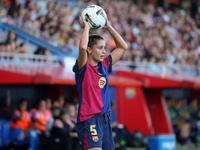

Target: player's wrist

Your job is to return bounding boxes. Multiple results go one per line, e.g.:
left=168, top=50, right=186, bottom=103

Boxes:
left=106, top=25, right=113, bottom=31
left=84, top=24, right=90, bottom=30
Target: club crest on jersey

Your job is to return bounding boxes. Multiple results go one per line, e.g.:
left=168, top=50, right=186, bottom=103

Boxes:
left=98, top=77, right=106, bottom=88
left=92, top=136, right=99, bottom=142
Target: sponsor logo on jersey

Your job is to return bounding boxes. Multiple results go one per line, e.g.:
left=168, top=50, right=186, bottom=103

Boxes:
left=98, top=77, right=106, bottom=88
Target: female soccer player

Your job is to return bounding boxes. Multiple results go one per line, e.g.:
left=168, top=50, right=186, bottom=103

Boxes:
left=73, top=16, right=128, bottom=150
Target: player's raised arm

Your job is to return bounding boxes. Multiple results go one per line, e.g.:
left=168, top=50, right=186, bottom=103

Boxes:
left=78, top=16, right=90, bottom=71
left=104, top=19, right=128, bottom=66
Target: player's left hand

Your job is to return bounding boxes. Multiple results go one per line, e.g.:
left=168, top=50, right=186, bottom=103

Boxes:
left=103, top=18, right=112, bottom=30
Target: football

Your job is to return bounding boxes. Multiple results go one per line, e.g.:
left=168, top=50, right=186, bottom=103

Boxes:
left=82, top=5, right=107, bottom=31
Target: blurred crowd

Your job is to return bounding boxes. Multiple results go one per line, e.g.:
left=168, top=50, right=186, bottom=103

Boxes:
left=10, top=95, right=136, bottom=150
left=0, top=30, right=51, bottom=55
left=0, top=0, right=199, bottom=72
left=166, top=95, right=200, bottom=147
left=10, top=95, right=82, bottom=150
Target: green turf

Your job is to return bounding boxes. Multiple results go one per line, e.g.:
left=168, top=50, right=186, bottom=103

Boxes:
left=128, top=148, right=145, bottom=150
left=128, top=147, right=200, bottom=150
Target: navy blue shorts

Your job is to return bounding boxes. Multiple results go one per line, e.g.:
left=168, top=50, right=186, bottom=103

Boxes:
left=76, top=113, right=115, bottom=150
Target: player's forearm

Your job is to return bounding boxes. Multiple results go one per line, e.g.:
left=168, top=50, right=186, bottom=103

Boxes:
left=79, top=26, right=90, bottom=51
left=106, top=26, right=128, bottom=50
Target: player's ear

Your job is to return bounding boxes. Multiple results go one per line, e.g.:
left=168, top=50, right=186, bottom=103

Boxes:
left=87, top=47, right=92, bottom=54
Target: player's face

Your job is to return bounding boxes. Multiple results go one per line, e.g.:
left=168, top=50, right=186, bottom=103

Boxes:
left=90, top=40, right=106, bottom=62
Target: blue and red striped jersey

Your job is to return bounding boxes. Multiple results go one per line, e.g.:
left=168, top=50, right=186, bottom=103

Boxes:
left=73, top=55, right=112, bottom=123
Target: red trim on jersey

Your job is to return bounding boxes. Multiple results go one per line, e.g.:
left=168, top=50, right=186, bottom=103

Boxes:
left=84, top=130, right=89, bottom=150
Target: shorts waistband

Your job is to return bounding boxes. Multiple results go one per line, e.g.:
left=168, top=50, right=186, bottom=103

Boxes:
left=103, top=112, right=111, bottom=124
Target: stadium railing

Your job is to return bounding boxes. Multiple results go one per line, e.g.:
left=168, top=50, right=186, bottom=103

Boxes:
left=33, top=0, right=86, bottom=6
left=0, top=52, right=61, bottom=66
left=113, top=60, right=200, bottom=79
left=1, top=50, right=199, bottom=80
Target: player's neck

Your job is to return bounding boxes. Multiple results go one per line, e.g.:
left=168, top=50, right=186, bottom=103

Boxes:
left=88, top=57, right=98, bottom=66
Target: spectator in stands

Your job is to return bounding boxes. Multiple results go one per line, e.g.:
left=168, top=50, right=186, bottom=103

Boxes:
left=0, top=30, right=27, bottom=53
left=51, top=106, right=61, bottom=119
left=34, top=47, right=44, bottom=55
left=48, top=108, right=71, bottom=150
left=45, top=98, right=53, bottom=137
left=4, top=30, right=18, bottom=50
left=0, top=43, right=7, bottom=52
left=66, top=101, right=82, bottom=150
left=31, top=99, right=51, bottom=148
left=188, top=99, right=199, bottom=144
left=11, top=98, right=30, bottom=141
left=175, top=100, right=192, bottom=146
left=31, top=99, right=48, bottom=131
left=33, top=46, right=53, bottom=63
left=166, top=96, right=178, bottom=132
left=45, top=98, right=52, bottom=117
left=2, top=0, right=200, bottom=73
left=166, top=96, right=184, bottom=143
left=66, top=101, right=76, bottom=123
left=188, top=99, right=199, bottom=123
left=166, top=95, right=198, bottom=147
left=0, top=3, right=7, bottom=16
left=7, top=0, right=21, bottom=18
left=34, top=46, right=51, bottom=56
left=53, top=95, right=65, bottom=109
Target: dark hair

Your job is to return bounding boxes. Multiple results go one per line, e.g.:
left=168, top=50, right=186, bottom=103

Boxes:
left=34, top=47, right=48, bottom=55
left=18, top=98, right=27, bottom=108
left=34, top=99, right=46, bottom=108
left=52, top=107, right=61, bottom=117
left=60, top=108, right=69, bottom=117
left=4, top=31, right=17, bottom=45
left=88, top=34, right=104, bottom=48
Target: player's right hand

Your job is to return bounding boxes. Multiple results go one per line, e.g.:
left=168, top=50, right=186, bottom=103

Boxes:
left=79, top=16, right=90, bottom=29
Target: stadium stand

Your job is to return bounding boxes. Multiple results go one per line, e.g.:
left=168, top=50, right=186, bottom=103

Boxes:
left=0, top=0, right=199, bottom=74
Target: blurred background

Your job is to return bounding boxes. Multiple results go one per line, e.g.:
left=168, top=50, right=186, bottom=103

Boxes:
left=0, top=0, right=200, bottom=150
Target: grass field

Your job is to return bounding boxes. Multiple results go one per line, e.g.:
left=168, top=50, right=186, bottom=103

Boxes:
left=128, top=147, right=200, bottom=150
left=127, top=141, right=200, bottom=150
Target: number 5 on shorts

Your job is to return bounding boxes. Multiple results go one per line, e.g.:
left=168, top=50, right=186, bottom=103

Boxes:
left=90, top=125, right=97, bottom=135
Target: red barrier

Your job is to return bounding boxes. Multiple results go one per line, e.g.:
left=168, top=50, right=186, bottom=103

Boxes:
left=116, top=71, right=175, bottom=135
left=0, top=70, right=34, bottom=84
left=117, top=86, right=154, bottom=135
left=147, top=89, right=172, bottom=134
left=0, top=66, right=143, bottom=86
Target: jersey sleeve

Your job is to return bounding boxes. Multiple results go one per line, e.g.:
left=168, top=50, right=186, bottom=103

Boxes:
left=103, top=55, right=112, bottom=73
left=72, top=59, right=87, bottom=76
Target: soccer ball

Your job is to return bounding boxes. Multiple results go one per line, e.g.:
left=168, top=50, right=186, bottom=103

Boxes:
left=82, top=5, right=107, bottom=31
